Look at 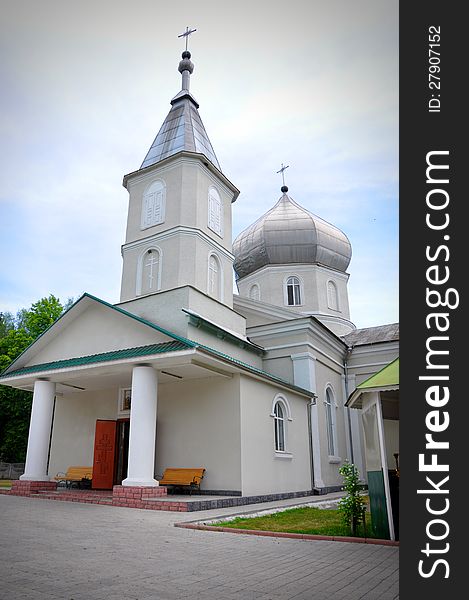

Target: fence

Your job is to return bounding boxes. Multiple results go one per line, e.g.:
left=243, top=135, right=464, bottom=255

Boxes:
left=0, top=462, right=25, bottom=480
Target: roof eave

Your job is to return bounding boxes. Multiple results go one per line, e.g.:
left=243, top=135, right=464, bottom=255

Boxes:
left=347, top=384, right=400, bottom=408
left=0, top=348, right=197, bottom=388
left=196, top=346, right=315, bottom=399
left=122, top=150, right=240, bottom=202
left=183, top=308, right=265, bottom=356
left=1, top=292, right=197, bottom=376
left=1, top=342, right=314, bottom=400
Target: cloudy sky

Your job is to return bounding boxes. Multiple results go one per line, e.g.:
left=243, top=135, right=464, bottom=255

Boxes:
left=0, top=0, right=398, bottom=329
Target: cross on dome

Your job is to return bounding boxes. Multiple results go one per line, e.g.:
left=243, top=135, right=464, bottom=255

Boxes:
left=276, top=163, right=290, bottom=192
left=178, top=26, right=197, bottom=51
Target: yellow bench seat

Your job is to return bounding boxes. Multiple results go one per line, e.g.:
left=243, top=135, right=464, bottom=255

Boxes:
left=159, top=468, right=205, bottom=493
left=54, top=466, right=93, bottom=488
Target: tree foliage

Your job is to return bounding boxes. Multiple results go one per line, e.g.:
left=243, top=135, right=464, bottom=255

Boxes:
left=0, top=387, right=33, bottom=463
left=0, top=295, right=71, bottom=462
left=19, top=295, right=64, bottom=340
left=0, top=312, right=15, bottom=337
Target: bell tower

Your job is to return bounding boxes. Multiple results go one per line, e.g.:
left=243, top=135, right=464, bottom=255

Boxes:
left=118, top=31, right=244, bottom=336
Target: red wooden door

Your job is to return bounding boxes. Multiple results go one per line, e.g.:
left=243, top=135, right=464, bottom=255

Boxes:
left=92, top=420, right=117, bottom=489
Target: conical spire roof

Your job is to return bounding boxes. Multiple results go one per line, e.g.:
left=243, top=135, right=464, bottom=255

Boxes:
left=140, top=50, right=221, bottom=171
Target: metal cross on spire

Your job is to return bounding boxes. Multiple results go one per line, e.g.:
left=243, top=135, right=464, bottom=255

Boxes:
left=178, top=26, right=197, bottom=51
left=276, top=163, right=290, bottom=187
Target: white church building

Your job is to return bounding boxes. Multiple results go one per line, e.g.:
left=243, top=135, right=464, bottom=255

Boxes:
left=0, top=44, right=399, bottom=505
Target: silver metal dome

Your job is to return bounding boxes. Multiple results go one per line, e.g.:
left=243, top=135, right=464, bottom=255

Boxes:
left=233, top=193, right=352, bottom=279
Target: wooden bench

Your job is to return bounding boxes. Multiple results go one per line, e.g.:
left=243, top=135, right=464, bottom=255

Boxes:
left=54, top=466, right=93, bottom=489
left=158, top=468, right=205, bottom=494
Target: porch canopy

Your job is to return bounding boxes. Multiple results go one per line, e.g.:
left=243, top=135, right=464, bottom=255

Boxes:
left=346, top=357, right=399, bottom=409
left=346, top=357, right=399, bottom=541
left=0, top=293, right=311, bottom=488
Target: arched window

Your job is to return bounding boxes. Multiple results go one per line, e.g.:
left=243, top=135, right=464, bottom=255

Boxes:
left=325, top=387, right=337, bottom=456
left=286, top=276, right=301, bottom=306
left=271, top=395, right=292, bottom=453
left=273, top=401, right=286, bottom=452
left=327, top=280, right=339, bottom=311
left=137, top=247, right=162, bottom=295
left=208, top=186, right=223, bottom=236
left=249, top=284, right=260, bottom=301
left=208, top=254, right=221, bottom=300
left=141, top=179, right=166, bottom=229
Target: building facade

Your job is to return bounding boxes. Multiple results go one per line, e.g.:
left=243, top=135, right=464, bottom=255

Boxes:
left=0, top=45, right=398, bottom=500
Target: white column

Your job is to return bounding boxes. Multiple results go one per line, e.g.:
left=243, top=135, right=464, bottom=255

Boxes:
left=20, top=380, right=56, bottom=481
left=291, top=352, right=325, bottom=489
left=122, top=365, right=158, bottom=487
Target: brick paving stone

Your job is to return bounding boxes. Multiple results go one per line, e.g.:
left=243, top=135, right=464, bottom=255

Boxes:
left=0, top=494, right=398, bottom=599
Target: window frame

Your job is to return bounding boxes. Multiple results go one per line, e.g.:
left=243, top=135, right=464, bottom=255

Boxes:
left=141, top=179, right=166, bottom=230
left=327, top=279, right=340, bottom=311
left=270, top=395, right=293, bottom=457
left=284, top=275, right=303, bottom=307
left=324, top=386, right=340, bottom=461
left=274, top=401, right=286, bottom=452
left=207, top=252, right=223, bottom=301
left=208, top=186, right=223, bottom=237
left=118, top=387, right=131, bottom=416
left=249, top=283, right=260, bottom=301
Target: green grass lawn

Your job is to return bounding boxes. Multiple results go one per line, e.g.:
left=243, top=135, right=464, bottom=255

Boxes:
left=214, top=506, right=378, bottom=538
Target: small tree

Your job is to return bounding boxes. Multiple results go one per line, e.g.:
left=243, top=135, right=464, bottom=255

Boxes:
left=337, top=461, right=366, bottom=536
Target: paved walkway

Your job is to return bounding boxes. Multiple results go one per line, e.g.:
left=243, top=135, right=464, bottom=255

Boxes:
left=0, top=494, right=398, bottom=599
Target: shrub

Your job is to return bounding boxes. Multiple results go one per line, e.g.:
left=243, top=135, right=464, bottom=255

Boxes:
left=337, top=461, right=366, bottom=536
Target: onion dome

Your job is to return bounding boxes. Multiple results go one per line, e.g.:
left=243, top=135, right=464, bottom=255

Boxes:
left=233, top=189, right=352, bottom=279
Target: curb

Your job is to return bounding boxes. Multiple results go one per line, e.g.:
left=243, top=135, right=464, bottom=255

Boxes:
left=174, top=522, right=399, bottom=546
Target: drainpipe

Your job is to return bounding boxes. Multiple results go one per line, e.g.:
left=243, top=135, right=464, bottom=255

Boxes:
left=307, top=396, right=317, bottom=491
left=344, top=346, right=354, bottom=464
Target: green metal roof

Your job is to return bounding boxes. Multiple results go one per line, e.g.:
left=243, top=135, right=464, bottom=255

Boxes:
left=196, top=344, right=314, bottom=397
left=1, top=341, right=192, bottom=379
left=182, top=309, right=265, bottom=356
left=346, top=357, right=399, bottom=408
left=0, top=292, right=314, bottom=398
left=1, top=337, right=313, bottom=398
left=1, top=292, right=199, bottom=377
left=357, top=357, right=399, bottom=390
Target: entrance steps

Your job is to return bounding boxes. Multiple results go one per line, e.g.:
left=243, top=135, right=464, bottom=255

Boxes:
left=6, top=481, right=317, bottom=512
left=32, top=488, right=113, bottom=504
